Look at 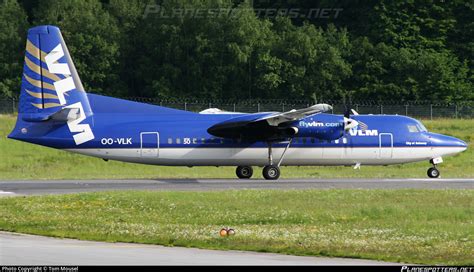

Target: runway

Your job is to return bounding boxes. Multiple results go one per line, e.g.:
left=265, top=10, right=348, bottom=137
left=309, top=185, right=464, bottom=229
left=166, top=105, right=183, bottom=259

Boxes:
left=0, top=232, right=400, bottom=265
left=0, top=178, right=472, bottom=195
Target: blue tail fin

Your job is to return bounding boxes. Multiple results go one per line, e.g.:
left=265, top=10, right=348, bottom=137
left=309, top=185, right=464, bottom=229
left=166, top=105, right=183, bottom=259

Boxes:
left=9, top=25, right=94, bottom=145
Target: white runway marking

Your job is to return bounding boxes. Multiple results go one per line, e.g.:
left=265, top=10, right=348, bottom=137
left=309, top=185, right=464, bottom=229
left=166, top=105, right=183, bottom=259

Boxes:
left=0, top=190, right=15, bottom=196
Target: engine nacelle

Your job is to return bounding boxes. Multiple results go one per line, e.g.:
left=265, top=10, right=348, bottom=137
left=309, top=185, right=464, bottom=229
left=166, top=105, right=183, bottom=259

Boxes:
left=293, top=117, right=345, bottom=141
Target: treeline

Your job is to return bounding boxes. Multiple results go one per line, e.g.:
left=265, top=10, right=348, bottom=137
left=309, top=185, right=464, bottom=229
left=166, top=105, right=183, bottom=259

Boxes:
left=0, top=0, right=472, bottom=102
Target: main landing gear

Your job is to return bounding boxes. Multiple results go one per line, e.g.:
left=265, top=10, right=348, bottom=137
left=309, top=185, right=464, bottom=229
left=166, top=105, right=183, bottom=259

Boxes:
left=263, top=140, right=292, bottom=180
left=427, top=157, right=443, bottom=178
left=235, top=140, right=292, bottom=180
left=236, top=166, right=253, bottom=179
left=262, top=165, right=280, bottom=180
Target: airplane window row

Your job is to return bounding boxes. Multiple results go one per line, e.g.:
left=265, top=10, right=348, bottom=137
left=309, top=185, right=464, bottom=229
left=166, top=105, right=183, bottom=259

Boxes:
left=166, top=137, right=346, bottom=145
left=167, top=138, right=225, bottom=144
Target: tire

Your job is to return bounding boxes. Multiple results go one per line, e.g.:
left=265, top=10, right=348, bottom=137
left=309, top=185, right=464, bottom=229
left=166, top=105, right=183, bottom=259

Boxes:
left=263, top=165, right=280, bottom=180
left=236, top=166, right=253, bottom=179
left=427, top=167, right=440, bottom=178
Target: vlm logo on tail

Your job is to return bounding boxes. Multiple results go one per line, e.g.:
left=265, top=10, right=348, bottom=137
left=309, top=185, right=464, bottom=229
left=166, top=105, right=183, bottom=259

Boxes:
left=45, top=44, right=75, bottom=105
left=45, top=43, right=94, bottom=145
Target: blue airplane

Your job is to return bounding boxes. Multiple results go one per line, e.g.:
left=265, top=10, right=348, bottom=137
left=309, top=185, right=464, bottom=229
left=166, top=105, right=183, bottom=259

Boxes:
left=8, top=25, right=468, bottom=180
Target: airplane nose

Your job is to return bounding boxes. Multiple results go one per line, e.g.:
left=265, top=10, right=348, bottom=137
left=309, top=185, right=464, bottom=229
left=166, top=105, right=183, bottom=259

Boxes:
left=429, top=133, right=468, bottom=152
left=457, top=138, right=468, bottom=151
left=449, top=136, right=468, bottom=150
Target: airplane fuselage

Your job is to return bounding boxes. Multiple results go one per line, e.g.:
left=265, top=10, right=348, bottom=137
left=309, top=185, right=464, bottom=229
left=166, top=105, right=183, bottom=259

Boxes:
left=15, top=95, right=465, bottom=168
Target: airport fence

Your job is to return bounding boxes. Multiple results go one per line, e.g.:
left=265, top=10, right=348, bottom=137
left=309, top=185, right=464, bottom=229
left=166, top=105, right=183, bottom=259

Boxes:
left=1, top=97, right=473, bottom=119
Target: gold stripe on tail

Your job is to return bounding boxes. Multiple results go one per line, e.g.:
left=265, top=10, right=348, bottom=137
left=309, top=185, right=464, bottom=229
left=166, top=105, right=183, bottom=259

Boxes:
left=31, top=102, right=62, bottom=109
left=26, top=89, right=58, bottom=100
left=24, top=56, right=61, bottom=82
left=26, top=40, right=47, bottom=62
left=24, top=74, right=55, bottom=91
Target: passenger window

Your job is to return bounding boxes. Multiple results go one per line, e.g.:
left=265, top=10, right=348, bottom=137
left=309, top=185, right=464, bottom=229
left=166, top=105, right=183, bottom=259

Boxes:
left=311, top=138, right=315, bottom=144
left=407, top=125, right=419, bottom=133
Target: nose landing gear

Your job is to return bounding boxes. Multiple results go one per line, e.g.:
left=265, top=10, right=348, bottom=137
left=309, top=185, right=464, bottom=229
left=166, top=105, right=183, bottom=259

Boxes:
left=427, top=167, right=440, bottom=178
left=427, top=157, right=443, bottom=178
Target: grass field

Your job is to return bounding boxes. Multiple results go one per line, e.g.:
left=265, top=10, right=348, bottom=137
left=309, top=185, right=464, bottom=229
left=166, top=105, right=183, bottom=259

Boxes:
left=0, top=189, right=472, bottom=265
left=0, top=114, right=472, bottom=179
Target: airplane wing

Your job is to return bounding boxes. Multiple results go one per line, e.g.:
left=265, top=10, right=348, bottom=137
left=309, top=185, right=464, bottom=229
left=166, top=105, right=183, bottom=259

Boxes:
left=207, top=104, right=332, bottom=140
left=255, top=104, right=332, bottom=126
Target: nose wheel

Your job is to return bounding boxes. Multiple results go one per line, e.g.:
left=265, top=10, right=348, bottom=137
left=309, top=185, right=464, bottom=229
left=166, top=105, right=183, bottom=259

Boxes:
left=427, top=167, right=440, bottom=178
left=427, top=157, right=442, bottom=178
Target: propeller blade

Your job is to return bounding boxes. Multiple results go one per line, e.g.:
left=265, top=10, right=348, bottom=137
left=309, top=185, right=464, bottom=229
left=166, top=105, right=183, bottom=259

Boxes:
left=344, top=108, right=351, bottom=119
left=358, top=120, right=368, bottom=131
left=343, top=117, right=359, bottom=131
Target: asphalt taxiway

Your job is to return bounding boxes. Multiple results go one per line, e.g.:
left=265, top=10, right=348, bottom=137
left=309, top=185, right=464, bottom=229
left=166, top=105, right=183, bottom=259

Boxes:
left=0, top=178, right=472, bottom=196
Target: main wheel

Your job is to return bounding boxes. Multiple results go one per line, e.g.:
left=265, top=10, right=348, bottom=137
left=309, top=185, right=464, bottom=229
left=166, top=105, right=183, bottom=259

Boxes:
left=427, top=167, right=440, bottom=178
left=236, top=166, right=253, bottom=179
left=262, top=165, right=280, bottom=180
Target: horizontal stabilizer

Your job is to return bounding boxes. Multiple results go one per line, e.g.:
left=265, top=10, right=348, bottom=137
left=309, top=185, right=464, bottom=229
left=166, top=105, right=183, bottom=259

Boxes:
left=22, top=107, right=81, bottom=122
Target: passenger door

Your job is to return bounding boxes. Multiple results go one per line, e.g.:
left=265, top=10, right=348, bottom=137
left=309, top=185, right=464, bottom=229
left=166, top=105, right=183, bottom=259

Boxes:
left=140, top=132, right=159, bottom=157
left=379, top=133, right=393, bottom=158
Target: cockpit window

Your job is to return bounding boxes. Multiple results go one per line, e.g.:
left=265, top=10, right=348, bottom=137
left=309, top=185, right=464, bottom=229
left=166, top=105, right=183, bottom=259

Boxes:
left=407, top=125, right=419, bottom=133
left=416, top=121, right=428, bottom=132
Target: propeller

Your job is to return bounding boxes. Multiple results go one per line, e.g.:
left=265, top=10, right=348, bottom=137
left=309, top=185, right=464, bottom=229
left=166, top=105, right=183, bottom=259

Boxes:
left=343, top=113, right=358, bottom=131
left=343, top=98, right=359, bottom=131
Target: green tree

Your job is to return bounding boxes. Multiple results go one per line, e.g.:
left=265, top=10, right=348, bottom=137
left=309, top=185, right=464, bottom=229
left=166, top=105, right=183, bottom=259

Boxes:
left=347, top=40, right=472, bottom=102
left=33, top=0, right=122, bottom=95
left=134, top=0, right=273, bottom=100
left=0, top=0, right=29, bottom=98
left=1, top=0, right=470, bottom=103
left=254, top=17, right=351, bottom=100
left=107, top=0, right=150, bottom=97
